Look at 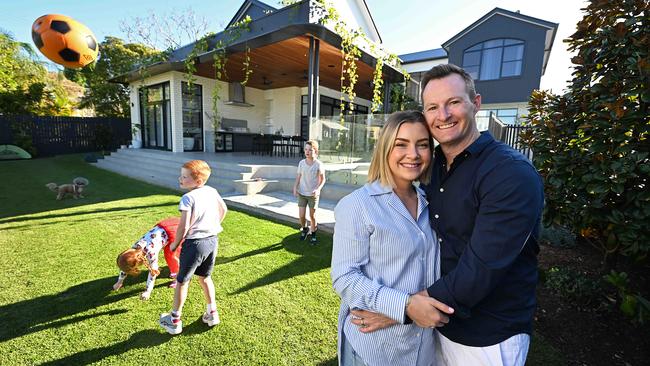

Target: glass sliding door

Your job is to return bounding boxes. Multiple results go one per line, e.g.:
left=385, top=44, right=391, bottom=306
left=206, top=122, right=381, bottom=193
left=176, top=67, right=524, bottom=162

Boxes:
left=182, top=82, right=203, bottom=151
left=140, top=82, right=171, bottom=150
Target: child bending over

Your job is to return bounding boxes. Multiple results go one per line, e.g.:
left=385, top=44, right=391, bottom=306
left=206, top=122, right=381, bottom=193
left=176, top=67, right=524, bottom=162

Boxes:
left=113, top=217, right=183, bottom=300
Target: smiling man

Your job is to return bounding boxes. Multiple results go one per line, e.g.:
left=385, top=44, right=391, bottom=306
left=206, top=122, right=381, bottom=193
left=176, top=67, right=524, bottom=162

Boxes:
left=417, top=64, right=545, bottom=365
left=354, top=64, right=545, bottom=366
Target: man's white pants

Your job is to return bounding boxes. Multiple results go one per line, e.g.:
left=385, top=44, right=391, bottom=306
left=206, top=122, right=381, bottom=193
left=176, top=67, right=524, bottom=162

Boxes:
left=435, top=332, right=530, bottom=366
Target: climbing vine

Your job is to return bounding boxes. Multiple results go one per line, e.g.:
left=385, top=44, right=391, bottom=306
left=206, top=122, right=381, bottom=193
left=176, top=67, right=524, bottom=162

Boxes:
left=310, top=0, right=409, bottom=122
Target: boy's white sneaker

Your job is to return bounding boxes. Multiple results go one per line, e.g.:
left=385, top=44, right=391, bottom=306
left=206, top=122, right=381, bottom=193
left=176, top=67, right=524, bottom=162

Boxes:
left=202, top=310, right=220, bottom=326
left=159, top=313, right=183, bottom=335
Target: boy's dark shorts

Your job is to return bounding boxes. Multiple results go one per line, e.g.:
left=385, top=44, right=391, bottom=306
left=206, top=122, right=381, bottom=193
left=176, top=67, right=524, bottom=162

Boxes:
left=176, top=236, right=218, bottom=283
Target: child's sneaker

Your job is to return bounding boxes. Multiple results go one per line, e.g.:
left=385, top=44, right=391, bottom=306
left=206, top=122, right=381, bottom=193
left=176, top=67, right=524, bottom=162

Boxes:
left=299, top=227, right=309, bottom=241
left=310, top=230, right=317, bottom=245
left=202, top=310, right=220, bottom=326
left=159, top=313, right=182, bottom=335
left=168, top=280, right=177, bottom=288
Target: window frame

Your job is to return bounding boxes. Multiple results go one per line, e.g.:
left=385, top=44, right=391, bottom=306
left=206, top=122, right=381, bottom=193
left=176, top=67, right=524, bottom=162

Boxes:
left=462, top=38, right=525, bottom=81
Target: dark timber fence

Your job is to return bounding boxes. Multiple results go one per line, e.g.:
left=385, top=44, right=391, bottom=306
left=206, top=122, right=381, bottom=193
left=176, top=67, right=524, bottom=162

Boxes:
left=487, top=113, right=533, bottom=161
left=0, top=115, right=131, bottom=157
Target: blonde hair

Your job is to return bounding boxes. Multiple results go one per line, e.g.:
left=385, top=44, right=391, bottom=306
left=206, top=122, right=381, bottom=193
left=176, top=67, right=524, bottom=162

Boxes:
left=117, top=248, right=160, bottom=277
left=182, top=160, right=211, bottom=182
left=306, top=140, right=319, bottom=155
left=367, top=110, right=433, bottom=187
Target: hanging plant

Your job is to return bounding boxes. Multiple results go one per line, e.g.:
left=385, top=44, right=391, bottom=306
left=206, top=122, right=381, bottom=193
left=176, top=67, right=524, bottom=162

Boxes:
left=241, top=46, right=253, bottom=86
left=312, top=0, right=409, bottom=121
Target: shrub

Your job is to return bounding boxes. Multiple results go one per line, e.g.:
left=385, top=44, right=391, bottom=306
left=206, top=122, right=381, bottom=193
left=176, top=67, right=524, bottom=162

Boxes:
left=542, top=266, right=603, bottom=306
left=522, top=0, right=649, bottom=261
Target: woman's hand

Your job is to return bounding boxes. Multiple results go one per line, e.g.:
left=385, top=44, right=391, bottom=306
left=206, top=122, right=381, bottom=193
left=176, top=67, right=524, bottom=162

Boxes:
left=350, top=309, right=398, bottom=333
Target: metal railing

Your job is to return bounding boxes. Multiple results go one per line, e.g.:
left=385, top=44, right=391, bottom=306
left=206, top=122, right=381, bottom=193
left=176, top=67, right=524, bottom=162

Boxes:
left=487, top=112, right=533, bottom=160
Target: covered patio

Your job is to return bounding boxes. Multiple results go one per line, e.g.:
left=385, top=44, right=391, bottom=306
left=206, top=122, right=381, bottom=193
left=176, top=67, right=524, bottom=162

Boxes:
left=113, top=0, right=404, bottom=156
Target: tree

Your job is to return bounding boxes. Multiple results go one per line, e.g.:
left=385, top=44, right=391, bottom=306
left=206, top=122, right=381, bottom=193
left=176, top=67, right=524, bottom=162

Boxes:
left=64, top=36, right=159, bottom=117
left=0, top=31, right=73, bottom=115
left=522, top=0, right=649, bottom=262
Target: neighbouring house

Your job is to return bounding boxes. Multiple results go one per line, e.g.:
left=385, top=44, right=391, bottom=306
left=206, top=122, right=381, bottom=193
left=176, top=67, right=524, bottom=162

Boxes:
left=114, top=1, right=557, bottom=154
left=400, top=7, right=558, bottom=130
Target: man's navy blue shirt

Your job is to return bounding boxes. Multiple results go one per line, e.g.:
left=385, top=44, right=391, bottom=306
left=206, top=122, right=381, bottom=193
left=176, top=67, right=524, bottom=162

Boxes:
left=421, top=132, right=544, bottom=347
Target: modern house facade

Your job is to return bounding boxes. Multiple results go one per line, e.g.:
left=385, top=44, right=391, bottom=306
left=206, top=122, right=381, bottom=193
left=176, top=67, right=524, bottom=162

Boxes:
left=400, top=7, right=558, bottom=130
left=116, top=1, right=557, bottom=153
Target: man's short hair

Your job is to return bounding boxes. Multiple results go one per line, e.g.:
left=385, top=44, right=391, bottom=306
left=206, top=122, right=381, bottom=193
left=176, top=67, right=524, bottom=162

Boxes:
left=420, top=64, right=477, bottom=101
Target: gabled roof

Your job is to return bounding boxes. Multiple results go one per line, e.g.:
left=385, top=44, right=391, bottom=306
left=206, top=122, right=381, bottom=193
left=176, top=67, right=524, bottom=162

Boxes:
left=226, top=0, right=277, bottom=29
left=358, top=0, right=382, bottom=44
left=399, top=48, right=447, bottom=64
left=442, top=7, right=558, bottom=74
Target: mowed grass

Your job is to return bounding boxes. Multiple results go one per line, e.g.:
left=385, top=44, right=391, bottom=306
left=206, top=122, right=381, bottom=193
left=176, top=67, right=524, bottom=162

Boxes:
left=0, top=155, right=338, bottom=365
left=0, top=154, right=564, bottom=366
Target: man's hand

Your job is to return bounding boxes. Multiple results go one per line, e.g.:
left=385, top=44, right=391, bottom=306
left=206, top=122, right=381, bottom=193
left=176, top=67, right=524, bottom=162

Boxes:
left=350, top=309, right=398, bottom=333
left=406, top=294, right=454, bottom=328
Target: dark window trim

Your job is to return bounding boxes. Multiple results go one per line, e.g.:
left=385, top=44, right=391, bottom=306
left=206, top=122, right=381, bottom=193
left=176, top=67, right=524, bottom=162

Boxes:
left=462, top=38, right=526, bottom=81
left=139, top=81, right=171, bottom=151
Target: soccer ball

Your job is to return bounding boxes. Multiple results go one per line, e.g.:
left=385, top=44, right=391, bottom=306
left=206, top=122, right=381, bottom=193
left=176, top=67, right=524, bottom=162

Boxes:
left=31, top=14, right=98, bottom=69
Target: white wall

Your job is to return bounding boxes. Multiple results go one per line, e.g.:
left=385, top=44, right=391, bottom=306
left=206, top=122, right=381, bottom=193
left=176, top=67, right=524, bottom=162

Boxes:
left=402, top=58, right=449, bottom=74
left=314, top=0, right=381, bottom=53
left=129, top=71, right=271, bottom=152
left=263, top=87, right=302, bottom=135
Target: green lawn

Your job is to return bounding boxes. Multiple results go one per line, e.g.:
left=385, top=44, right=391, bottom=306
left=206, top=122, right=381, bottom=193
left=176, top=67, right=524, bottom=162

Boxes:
left=0, top=155, right=563, bottom=365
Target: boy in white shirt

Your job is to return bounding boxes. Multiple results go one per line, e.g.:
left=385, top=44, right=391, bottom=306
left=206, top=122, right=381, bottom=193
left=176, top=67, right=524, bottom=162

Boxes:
left=292, top=140, right=326, bottom=244
left=159, top=160, right=228, bottom=335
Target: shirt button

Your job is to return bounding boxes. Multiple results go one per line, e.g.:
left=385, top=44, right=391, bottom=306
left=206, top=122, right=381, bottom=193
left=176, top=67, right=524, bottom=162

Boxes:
left=439, top=188, right=444, bottom=192
left=438, top=237, right=443, bottom=243
left=434, top=214, right=439, bottom=219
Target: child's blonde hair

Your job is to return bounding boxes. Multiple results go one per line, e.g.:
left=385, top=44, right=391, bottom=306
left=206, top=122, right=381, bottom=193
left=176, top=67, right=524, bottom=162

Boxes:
left=182, top=160, right=211, bottom=182
left=116, top=248, right=159, bottom=277
left=306, top=140, right=319, bottom=155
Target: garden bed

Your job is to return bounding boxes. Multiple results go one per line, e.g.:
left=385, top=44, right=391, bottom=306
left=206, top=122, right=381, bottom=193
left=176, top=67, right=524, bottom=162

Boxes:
left=535, top=241, right=649, bottom=365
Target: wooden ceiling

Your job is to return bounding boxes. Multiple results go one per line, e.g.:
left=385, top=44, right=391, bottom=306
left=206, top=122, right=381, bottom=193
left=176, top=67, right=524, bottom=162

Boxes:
left=194, top=35, right=378, bottom=100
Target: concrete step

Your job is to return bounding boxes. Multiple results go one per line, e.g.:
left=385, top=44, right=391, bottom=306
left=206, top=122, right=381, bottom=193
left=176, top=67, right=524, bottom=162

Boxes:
left=94, top=157, right=235, bottom=194
left=222, top=191, right=337, bottom=234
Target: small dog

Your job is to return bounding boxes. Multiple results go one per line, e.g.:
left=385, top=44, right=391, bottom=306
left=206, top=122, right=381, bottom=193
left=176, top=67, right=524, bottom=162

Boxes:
left=46, top=177, right=89, bottom=200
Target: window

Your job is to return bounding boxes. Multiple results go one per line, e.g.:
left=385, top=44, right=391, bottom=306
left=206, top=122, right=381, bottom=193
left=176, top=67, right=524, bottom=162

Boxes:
left=463, top=39, right=524, bottom=80
left=139, top=82, right=171, bottom=150
left=182, top=82, right=203, bottom=151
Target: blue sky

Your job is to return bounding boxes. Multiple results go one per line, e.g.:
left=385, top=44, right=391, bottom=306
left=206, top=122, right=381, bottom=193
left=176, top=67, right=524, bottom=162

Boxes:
left=1, top=0, right=587, bottom=93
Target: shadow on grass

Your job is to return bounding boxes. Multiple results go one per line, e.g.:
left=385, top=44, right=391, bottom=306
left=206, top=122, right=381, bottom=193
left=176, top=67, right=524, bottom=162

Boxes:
left=38, top=329, right=172, bottom=366
left=0, top=202, right=175, bottom=227
left=0, top=275, right=164, bottom=343
left=316, top=357, right=338, bottom=366
left=38, top=315, right=215, bottom=365
left=229, top=232, right=332, bottom=295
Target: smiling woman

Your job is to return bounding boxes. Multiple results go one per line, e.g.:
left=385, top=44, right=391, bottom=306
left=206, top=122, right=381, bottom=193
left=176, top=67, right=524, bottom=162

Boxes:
left=331, top=110, right=451, bottom=366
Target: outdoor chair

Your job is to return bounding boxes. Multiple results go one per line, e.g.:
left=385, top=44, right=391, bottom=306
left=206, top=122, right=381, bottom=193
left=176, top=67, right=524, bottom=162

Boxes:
left=272, top=135, right=291, bottom=157
left=290, top=136, right=306, bottom=157
left=252, top=135, right=273, bottom=155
